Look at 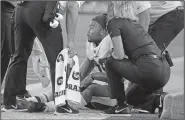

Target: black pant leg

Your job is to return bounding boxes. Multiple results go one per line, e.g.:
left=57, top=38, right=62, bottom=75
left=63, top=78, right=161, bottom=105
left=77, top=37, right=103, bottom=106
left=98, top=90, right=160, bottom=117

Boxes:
left=148, top=9, right=184, bottom=50
left=23, top=1, right=63, bottom=101
left=3, top=5, right=35, bottom=106
left=105, top=61, right=125, bottom=105
left=1, top=9, right=15, bottom=83
left=38, top=27, right=63, bottom=101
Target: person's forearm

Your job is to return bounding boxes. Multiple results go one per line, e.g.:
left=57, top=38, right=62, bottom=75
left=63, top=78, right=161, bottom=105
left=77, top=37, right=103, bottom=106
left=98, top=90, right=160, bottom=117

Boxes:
left=112, top=36, right=125, bottom=60
left=80, top=58, right=95, bottom=80
left=91, top=72, right=107, bottom=83
left=66, top=1, right=79, bottom=45
left=138, top=9, right=150, bottom=32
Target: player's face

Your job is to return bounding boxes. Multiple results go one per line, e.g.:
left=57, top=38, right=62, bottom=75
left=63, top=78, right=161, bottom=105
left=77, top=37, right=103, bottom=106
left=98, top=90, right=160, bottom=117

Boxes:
left=87, top=21, right=103, bottom=43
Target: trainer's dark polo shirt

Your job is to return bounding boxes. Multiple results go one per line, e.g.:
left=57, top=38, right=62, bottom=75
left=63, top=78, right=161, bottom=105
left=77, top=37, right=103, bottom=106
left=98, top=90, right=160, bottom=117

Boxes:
left=107, top=18, right=161, bottom=60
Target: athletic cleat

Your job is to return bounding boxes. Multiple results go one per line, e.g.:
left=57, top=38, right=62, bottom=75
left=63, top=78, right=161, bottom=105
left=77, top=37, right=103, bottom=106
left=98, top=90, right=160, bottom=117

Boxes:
left=1, top=104, right=17, bottom=112
left=101, top=104, right=131, bottom=115
left=158, top=92, right=173, bottom=119
left=56, top=103, right=79, bottom=114
left=27, top=101, right=46, bottom=113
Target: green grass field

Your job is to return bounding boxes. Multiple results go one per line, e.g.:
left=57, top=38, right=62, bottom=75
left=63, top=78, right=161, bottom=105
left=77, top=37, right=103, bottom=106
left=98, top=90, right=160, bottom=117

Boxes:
left=1, top=14, right=184, bottom=120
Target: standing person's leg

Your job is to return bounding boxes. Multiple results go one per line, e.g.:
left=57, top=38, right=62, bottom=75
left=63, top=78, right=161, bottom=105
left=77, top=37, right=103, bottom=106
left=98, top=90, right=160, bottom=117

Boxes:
left=1, top=9, right=14, bottom=83
left=14, top=1, right=60, bottom=102
left=32, top=26, right=63, bottom=101
left=3, top=5, right=35, bottom=108
left=148, top=8, right=184, bottom=51
left=23, top=1, right=63, bottom=101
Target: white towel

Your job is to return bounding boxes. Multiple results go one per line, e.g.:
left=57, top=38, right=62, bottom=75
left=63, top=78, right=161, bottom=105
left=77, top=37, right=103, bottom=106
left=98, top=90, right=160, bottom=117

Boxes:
left=55, top=48, right=81, bottom=106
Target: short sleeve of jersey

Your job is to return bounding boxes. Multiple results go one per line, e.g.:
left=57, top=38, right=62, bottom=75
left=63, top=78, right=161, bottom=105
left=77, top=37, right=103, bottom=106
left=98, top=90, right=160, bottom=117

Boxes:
left=107, top=19, right=121, bottom=38
left=135, top=1, right=151, bottom=15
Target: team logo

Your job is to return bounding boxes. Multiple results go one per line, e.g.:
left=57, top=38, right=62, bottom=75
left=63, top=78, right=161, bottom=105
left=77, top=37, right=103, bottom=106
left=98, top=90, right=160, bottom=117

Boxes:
left=72, top=71, right=80, bottom=80
left=57, top=76, right=63, bottom=85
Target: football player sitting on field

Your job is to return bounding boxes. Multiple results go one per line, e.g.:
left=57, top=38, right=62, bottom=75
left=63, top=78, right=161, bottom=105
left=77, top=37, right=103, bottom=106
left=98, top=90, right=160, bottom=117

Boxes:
left=18, top=14, right=121, bottom=113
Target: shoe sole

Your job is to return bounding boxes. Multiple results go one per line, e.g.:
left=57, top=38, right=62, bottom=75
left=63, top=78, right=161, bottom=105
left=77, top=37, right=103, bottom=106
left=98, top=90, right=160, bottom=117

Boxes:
left=100, top=113, right=131, bottom=117
left=54, top=111, right=79, bottom=115
left=171, top=93, right=184, bottom=120
left=100, top=112, right=131, bottom=116
left=160, top=93, right=184, bottom=119
left=160, top=94, right=173, bottom=119
left=131, top=108, right=149, bottom=114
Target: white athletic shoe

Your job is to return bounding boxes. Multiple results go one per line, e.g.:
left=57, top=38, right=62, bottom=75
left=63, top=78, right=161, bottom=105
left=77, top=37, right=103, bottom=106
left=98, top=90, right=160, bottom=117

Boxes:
left=159, top=92, right=184, bottom=119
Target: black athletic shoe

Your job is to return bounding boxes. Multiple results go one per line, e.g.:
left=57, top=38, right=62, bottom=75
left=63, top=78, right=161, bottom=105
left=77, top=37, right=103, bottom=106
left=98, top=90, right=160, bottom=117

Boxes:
left=27, top=101, right=46, bottom=113
left=1, top=104, right=17, bottom=112
left=101, top=104, right=131, bottom=114
left=56, top=103, right=79, bottom=114
left=158, top=92, right=173, bottom=119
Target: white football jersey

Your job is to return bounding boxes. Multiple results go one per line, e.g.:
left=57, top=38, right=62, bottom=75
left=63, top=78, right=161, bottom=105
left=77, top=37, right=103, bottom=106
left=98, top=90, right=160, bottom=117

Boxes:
left=86, top=35, right=113, bottom=72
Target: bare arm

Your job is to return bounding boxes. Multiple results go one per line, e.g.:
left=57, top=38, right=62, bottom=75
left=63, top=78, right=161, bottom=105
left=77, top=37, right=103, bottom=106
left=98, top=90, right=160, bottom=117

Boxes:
left=111, top=36, right=125, bottom=59
left=135, top=1, right=151, bottom=32
left=66, top=1, right=79, bottom=49
left=107, top=19, right=125, bottom=60
left=80, top=58, right=95, bottom=81
left=137, top=8, right=150, bottom=32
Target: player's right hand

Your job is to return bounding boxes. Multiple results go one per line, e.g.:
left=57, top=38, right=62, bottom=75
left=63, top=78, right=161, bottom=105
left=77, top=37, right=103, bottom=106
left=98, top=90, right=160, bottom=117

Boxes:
left=42, top=1, right=58, bottom=23
left=43, top=13, right=55, bottom=23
